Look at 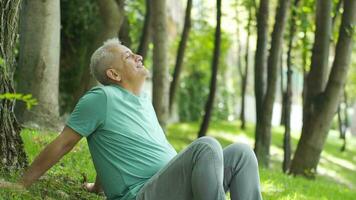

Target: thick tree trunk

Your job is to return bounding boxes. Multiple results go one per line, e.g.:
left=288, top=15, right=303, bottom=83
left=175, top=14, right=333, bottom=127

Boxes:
left=137, top=0, right=152, bottom=62
left=169, top=0, right=193, bottom=113
left=254, top=0, right=291, bottom=167
left=0, top=0, right=28, bottom=171
left=15, top=0, right=61, bottom=129
left=152, top=0, right=169, bottom=129
left=73, top=0, right=124, bottom=104
left=290, top=0, right=356, bottom=177
left=302, top=0, right=332, bottom=127
left=197, top=0, right=222, bottom=138
left=282, top=0, right=300, bottom=173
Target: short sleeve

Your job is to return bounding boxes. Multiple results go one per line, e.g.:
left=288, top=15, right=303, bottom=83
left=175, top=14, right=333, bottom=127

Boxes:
left=66, top=87, right=107, bottom=137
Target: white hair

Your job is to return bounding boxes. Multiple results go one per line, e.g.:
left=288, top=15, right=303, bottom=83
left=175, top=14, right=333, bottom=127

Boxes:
left=90, top=38, right=122, bottom=85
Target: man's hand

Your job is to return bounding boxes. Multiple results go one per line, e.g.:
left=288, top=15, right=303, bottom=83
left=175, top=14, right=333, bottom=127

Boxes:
left=82, top=182, right=102, bottom=194
left=82, top=174, right=103, bottom=194
left=0, top=179, right=26, bottom=192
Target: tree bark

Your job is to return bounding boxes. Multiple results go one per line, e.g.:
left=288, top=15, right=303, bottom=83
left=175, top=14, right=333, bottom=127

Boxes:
left=290, top=0, right=356, bottom=177
left=169, top=0, right=193, bottom=113
left=254, top=0, right=291, bottom=167
left=0, top=0, right=28, bottom=171
left=152, top=0, right=169, bottom=129
left=197, top=0, right=222, bottom=138
left=15, top=0, right=61, bottom=129
left=137, top=0, right=152, bottom=62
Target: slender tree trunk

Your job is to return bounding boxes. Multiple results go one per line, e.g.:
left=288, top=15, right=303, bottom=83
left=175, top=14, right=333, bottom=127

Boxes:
left=254, top=0, right=269, bottom=130
left=342, top=91, right=348, bottom=152
left=332, top=0, right=344, bottom=29
left=152, top=0, right=169, bottom=129
left=197, top=0, right=222, bottom=138
left=290, top=0, right=356, bottom=176
left=301, top=17, right=309, bottom=109
left=0, top=0, right=28, bottom=171
left=240, top=2, right=253, bottom=130
left=73, top=0, right=124, bottom=104
left=280, top=49, right=286, bottom=126
left=137, top=0, right=152, bottom=62
left=282, top=0, right=300, bottom=173
left=337, top=105, right=346, bottom=151
left=119, top=16, right=132, bottom=48
left=338, top=89, right=348, bottom=152
left=254, top=0, right=291, bottom=167
left=15, top=0, right=61, bottom=129
left=169, top=0, right=193, bottom=113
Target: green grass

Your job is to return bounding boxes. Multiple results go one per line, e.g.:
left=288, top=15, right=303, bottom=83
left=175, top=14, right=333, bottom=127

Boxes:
left=1, top=121, right=356, bottom=199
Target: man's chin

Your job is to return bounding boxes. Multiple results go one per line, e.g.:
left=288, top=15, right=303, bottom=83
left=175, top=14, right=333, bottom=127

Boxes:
left=142, top=69, right=150, bottom=78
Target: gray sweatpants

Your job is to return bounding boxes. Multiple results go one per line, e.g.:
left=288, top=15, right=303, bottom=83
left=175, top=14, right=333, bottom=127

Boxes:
left=136, top=136, right=263, bottom=200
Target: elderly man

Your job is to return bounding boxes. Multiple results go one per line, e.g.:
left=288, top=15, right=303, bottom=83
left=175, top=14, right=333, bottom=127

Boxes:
left=5, top=38, right=262, bottom=200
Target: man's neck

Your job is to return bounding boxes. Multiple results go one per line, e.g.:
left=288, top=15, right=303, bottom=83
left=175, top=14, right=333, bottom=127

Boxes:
left=117, top=82, right=144, bottom=96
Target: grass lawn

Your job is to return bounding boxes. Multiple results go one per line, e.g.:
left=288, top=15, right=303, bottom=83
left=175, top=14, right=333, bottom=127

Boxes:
left=1, top=121, right=355, bottom=199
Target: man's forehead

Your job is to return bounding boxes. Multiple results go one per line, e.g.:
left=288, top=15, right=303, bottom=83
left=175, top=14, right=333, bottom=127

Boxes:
left=118, top=45, right=132, bottom=54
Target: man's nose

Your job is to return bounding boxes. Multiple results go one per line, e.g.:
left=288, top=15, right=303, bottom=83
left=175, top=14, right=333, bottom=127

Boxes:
left=135, top=54, right=143, bottom=62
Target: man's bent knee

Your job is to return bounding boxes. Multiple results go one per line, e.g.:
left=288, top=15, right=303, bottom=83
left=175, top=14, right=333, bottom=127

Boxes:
left=227, top=143, right=258, bottom=167
left=196, top=136, right=222, bottom=152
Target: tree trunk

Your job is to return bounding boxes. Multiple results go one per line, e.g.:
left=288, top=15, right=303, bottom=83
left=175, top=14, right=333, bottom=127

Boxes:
left=15, top=0, right=61, bottom=129
left=254, top=0, right=291, bottom=167
left=253, top=0, right=269, bottom=163
left=73, top=0, right=124, bottom=105
left=290, top=0, right=356, bottom=177
left=254, top=0, right=269, bottom=129
left=0, top=0, right=28, bottom=171
left=240, top=2, right=253, bottom=130
left=169, top=0, right=193, bottom=113
left=331, top=0, right=344, bottom=30
left=282, top=0, right=300, bottom=174
left=341, top=90, right=348, bottom=151
left=337, top=89, right=348, bottom=152
left=137, top=0, right=152, bottom=62
left=152, top=0, right=169, bottom=129
left=337, top=103, right=346, bottom=151
left=302, top=0, right=332, bottom=128
left=197, top=0, right=222, bottom=138
left=119, top=16, right=132, bottom=48
left=280, top=48, right=286, bottom=126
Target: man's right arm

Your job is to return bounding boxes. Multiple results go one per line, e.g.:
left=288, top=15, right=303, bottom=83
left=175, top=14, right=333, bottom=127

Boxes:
left=19, top=126, right=82, bottom=188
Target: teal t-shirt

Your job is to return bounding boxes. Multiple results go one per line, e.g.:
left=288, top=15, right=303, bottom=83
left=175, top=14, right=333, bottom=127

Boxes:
left=66, top=85, right=177, bottom=200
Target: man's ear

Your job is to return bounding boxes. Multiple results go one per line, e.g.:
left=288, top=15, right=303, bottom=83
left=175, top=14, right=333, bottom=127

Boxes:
left=106, top=68, right=122, bottom=82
